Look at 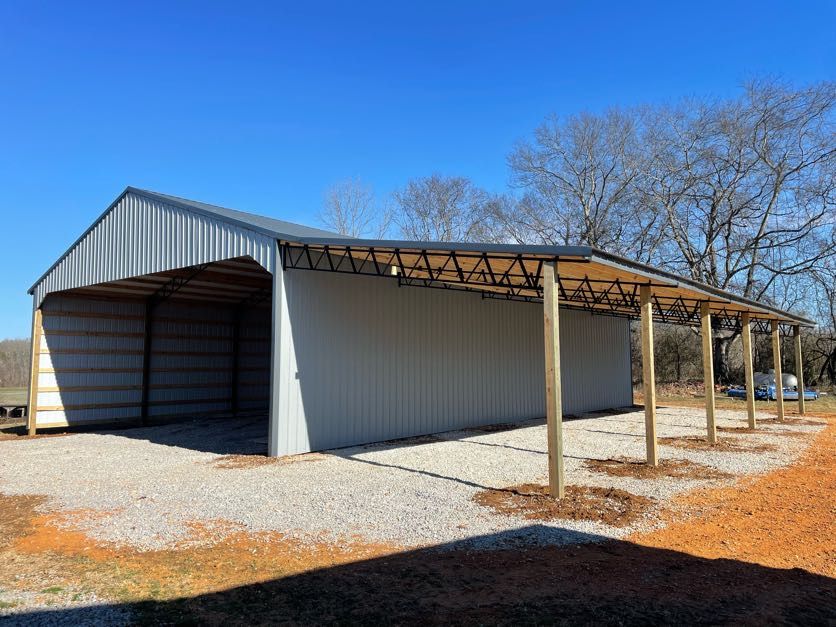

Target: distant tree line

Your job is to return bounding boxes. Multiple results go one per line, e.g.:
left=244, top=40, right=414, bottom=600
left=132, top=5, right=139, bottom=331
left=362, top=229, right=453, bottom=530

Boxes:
left=0, top=339, right=30, bottom=388
left=320, top=78, right=835, bottom=386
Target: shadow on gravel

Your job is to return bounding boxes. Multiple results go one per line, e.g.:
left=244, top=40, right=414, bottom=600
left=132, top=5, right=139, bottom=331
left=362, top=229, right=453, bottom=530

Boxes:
left=10, top=526, right=835, bottom=625
left=87, top=415, right=270, bottom=456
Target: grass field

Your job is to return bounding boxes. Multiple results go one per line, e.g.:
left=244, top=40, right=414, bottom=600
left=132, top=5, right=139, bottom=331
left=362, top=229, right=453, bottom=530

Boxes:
left=633, top=384, right=836, bottom=414
left=0, top=388, right=26, bottom=406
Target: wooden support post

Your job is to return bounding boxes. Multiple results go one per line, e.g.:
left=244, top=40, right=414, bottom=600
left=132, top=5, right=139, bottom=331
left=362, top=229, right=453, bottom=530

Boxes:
left=543, top=261, right=564, bottom=498
left=741, top=312, right=756, bottom=429
left=639, top=285, right=658, bottom=466
left=700, top=302, right=717, bottom=443
left=231, top=306, right=242, bottom=417
left=772, top=319, right=785, bottom=422
left=26, top=307, right=43, bottom=436
left=140, top=299, right=153, bottom=426
left=794, top=325, right=805, bottom=416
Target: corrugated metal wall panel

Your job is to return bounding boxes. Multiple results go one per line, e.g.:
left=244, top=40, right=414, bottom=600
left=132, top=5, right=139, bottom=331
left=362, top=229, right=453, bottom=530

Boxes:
left=274, top=270, right=632, bottom=455
left=32, top=192, right=276, bottom=306
left=37, top=295, right=146, bottom=427
left=147, top=301, right=237, bottom=418
left=237, top=305, right=271, bottom=411
left=34, top=294, right=271, bottom=427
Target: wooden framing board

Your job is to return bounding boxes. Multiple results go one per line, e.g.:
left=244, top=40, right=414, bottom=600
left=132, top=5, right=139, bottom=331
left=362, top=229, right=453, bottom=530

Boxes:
left=772, top=320, right=785, bottom=422
left=543, top=261, right=564, bottom=498
left=34, top=407, right=265, bottom=430
left=741, top=312, right=757, bottom=429
left=700, top=301, right=717, bottom=443
left=640, top=285, right=658, bottom=466
left=26, top=308, right=43, bottom=436
left=794, top=325, right=806, bottom=415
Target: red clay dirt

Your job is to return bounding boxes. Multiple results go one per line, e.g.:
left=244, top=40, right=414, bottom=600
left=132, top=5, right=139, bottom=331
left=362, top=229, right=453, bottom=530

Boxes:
left=585, top=456, right=731, bottom=480
left=472, top=483, right=653, bottom=527
left=658, top=434, right=776, bottom=452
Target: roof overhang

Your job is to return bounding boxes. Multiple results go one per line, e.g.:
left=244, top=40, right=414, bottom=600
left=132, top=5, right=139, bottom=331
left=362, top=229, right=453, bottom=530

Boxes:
left=28, top=187, right=814, bottom=331
left=280, top=238, right=815, bottom=332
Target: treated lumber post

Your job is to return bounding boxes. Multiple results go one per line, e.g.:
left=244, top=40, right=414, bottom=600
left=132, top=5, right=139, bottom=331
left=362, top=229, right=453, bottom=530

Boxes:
left=543, top=261, right=564, bottom=498
left=794, top=325, right=805, bottom=416
left=26, top=307, right=43, bottom=436
left=700, top=302, right=717, bottom=444
left=741, top=312, right=756, bottom=429
left=140, top=299, right=153, bottom=426
left=639, top=285, right=657, bottom=466
left=772, top=320, right=785, bottom=422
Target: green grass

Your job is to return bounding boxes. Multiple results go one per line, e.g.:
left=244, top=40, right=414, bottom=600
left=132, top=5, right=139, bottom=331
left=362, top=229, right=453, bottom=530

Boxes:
left=0, top=388, right=26, bottom=406
left=656, top=391, right=836, bottom=414
left=40, top=586, right=64, bottom=594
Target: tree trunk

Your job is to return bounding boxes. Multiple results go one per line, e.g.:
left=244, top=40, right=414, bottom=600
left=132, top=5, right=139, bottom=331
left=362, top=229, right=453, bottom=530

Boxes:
left=713, top=336, right=732, bottom=385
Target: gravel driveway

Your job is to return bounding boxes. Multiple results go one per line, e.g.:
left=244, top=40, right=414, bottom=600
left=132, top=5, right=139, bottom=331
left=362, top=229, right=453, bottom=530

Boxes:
left=0, top=405, right=821, bottom=551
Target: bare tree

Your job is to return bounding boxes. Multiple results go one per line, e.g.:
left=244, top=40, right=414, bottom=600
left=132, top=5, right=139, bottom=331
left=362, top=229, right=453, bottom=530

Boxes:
left=318, top=179, right=391, bottom=238
left=394, top=175, right=493, bottom=242
left=0, top=338, right=30, bottom=388
left=808, top=257, right=836, bottom=386
left=639, top=80, right=835, bottom=380
left=506, top=109, right=664, bottom=262
left=503, top=80, right=834, bottom=382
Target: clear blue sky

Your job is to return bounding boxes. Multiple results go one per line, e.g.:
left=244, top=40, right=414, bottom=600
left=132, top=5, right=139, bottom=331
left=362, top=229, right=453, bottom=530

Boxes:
left=0, top=1, right=833, bottom=337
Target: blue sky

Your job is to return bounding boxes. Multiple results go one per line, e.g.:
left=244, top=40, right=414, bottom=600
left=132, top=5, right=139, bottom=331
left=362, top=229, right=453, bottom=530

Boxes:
left=0, top=1, right=833, bottom=337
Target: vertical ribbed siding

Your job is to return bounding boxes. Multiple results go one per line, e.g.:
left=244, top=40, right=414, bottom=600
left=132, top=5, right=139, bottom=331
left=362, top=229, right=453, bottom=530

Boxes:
left=35, top=294, right=270, bottom=428
left=36, top=294, right=145, bottom=426
left=32, top=192, right=276, bottom=306
left=237, top=305, right=271, bottom=413
left=274, top=270, right=632, bottom=456
left=146, top=300, right=237, bottom=419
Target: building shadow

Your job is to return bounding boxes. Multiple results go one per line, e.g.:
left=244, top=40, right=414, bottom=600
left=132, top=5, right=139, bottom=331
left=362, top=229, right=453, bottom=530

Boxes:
left=25, top=413, right=270, bottom=456
left=8, top=526, right=835, bottom=625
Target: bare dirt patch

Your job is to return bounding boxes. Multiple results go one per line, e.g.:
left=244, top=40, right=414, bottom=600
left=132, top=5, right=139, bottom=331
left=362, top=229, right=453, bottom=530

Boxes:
left=472, top=483, right=653, bottom=527
left=757, top=416, right=827, bottom=427
left=585, top=457, right=730, bottom=480
left=717, top=425, right=806, bottom=437
left=0, top=492, right=401, bottom=613
left=0, top=494, right=46, bottom=548
left=659, top=435, right=776, bottom=453
left=209, top=452, right=327, bottom=470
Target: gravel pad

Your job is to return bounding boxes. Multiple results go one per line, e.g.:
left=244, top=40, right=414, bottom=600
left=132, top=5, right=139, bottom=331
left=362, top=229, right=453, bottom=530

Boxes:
left=0, top=407, right=821, bottom=551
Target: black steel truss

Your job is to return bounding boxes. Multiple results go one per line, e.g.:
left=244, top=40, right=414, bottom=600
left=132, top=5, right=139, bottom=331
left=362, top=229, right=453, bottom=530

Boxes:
left=282, top=243, right=796, bottom=335
left=148, top=263, right=211, bottom=308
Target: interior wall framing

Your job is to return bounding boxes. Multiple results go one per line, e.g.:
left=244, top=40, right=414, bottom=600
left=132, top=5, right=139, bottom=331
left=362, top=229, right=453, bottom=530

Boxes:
left=32, top=292, right=270, bottom=429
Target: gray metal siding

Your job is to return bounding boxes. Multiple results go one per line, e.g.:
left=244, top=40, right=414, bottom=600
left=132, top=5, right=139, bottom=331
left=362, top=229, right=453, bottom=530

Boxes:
left=32, top=191, right=276, bottom=306
left=274, top=270, right=632, bottom=455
